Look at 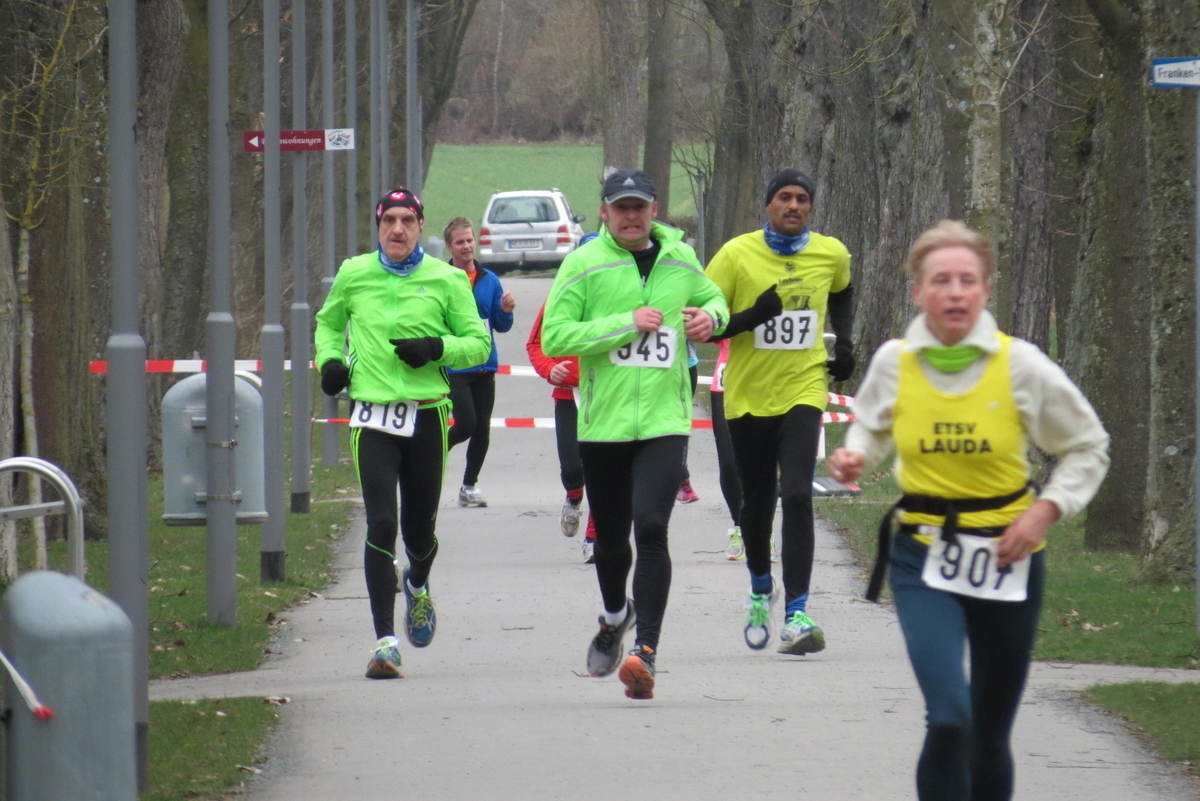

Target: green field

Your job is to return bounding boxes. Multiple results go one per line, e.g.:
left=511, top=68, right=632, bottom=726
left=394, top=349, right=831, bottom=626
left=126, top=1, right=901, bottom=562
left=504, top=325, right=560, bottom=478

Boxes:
left=421, top=143, right=700, bottom=237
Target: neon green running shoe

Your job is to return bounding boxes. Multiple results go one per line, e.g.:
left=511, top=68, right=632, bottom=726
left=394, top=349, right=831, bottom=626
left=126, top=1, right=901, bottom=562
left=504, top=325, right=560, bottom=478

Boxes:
left=778, top=610, right=826, bottom=655
left=743, top=585, right=779, bottom=650
left=725, top=527, right=745, bottom=561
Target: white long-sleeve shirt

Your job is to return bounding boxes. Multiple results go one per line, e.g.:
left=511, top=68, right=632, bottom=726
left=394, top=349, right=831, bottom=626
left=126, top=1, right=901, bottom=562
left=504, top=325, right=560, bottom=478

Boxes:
left=844, top=310, right=1110, bottom=519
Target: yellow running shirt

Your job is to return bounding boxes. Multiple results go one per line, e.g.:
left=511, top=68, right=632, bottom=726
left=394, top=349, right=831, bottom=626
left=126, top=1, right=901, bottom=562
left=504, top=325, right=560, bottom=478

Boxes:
left=705, top=230, right=851, bottom=418
left=894, top=333, right=1034, bottom=533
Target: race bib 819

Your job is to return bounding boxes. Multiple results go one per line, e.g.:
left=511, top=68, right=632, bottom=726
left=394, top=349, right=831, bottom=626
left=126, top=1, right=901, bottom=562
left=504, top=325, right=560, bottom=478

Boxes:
left=348, top=399, right=417, bottom=438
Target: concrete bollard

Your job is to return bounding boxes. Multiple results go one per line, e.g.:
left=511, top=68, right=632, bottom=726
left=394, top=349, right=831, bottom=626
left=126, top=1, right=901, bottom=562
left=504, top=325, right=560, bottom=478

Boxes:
left=2, top=571, right=136, bottom=800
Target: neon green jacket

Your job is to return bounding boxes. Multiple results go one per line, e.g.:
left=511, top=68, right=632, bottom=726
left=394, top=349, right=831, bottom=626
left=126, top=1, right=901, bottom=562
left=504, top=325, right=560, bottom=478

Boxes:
left=314, top=251, right=490, bottom=405
left=543, top=222, right=728, bottom=442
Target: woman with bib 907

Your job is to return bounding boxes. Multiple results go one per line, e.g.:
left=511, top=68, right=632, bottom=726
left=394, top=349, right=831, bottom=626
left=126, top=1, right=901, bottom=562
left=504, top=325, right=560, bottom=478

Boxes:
left=827, top=220, right=1109, bottom=801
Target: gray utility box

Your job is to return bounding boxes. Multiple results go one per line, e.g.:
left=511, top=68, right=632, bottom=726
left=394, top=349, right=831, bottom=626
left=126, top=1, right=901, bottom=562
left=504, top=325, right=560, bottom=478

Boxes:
left=3, top=571, right=137, bottom=800
left=161, top=373, right=267, bottom=525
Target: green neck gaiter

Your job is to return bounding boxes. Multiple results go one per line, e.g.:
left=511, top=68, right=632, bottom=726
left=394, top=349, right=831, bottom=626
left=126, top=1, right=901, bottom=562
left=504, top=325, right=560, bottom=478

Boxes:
left=921, top=345, right=984, bottom=373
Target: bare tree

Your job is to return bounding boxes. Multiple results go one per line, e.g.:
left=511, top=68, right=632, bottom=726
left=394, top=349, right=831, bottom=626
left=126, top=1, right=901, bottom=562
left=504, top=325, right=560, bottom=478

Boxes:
left=594, top=0, right=644, bottom=173
left=643, top=0, right=675, bottom=214
left=0, top=0, right=91, bottom=566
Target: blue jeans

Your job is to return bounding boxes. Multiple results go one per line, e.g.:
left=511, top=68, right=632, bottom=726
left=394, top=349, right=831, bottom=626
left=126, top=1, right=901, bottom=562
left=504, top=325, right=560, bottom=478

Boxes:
left=889, top=533, right=1045, bottom=801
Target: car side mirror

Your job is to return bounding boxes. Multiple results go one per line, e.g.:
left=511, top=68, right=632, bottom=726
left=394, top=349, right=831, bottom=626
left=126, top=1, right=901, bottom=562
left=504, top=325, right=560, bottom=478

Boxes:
left=573, top=214, right=586, bottom=223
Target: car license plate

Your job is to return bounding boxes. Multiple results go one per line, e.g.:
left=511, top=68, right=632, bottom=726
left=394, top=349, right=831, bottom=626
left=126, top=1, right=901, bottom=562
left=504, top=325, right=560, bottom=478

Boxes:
left=507, top=238, right=540, bottom=249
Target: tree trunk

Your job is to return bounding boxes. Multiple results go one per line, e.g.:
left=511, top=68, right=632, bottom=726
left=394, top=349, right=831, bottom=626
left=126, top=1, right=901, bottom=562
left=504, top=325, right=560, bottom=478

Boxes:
left=595, top=0, right=644, bottom=174
left=1134, top=0, right=1199, bottom=582
left=0, top=181, right=16, bottom=578
left=1066, top=0, right=1151, bottom=551
left=643, top=0, right=675, bottom=216
left=16, top=227, right=47, bottom=567
left=999, top=0, right=1058, bottom=350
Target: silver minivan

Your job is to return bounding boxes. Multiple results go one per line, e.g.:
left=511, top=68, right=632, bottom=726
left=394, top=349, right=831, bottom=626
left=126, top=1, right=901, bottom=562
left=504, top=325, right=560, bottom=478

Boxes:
left=477, top=189, right=587, bottom=272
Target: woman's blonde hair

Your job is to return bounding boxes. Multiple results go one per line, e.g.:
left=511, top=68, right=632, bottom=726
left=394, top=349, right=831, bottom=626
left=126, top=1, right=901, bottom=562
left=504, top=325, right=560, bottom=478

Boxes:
left=442, top=215, right=473, bottom=245
left=903, top=219, right=995, bottom=282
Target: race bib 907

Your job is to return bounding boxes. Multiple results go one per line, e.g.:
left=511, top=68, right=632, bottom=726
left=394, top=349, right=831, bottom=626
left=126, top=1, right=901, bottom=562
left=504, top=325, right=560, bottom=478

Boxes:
left=348, top=399, right=417, bottom=438
left=920, top=527, right=1029, bottom=602
left=610, top=326, right=678, bottom=368
left=754, top=310, right=818, bottom=350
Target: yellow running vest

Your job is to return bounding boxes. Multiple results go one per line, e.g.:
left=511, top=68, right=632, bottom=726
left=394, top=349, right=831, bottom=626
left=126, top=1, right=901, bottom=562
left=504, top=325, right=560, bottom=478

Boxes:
left=894, top=334, right=1033, bottom=540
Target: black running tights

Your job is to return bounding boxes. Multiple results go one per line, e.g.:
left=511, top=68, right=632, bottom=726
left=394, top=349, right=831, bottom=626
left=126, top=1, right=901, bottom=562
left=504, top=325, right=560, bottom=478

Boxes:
left=579, top=436, right=686, bottom=651
left=727, top=405, right=822, bottom=602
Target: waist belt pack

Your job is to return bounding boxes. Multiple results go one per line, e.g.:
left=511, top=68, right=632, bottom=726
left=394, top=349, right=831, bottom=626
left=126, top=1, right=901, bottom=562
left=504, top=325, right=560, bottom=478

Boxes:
left=864, top=483, right=1033, bottom=602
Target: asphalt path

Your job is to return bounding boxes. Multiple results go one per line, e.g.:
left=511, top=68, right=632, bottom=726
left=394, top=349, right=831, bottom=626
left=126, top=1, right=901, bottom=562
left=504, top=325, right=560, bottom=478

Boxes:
left=151, top=274, right=1200, bottom=801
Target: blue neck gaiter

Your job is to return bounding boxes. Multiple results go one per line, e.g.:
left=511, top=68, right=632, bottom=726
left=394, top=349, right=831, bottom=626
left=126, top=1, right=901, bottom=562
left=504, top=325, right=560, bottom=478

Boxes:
left=763, top=224, right=810, bottom=256
left=378, top=243, right=424, bottom=276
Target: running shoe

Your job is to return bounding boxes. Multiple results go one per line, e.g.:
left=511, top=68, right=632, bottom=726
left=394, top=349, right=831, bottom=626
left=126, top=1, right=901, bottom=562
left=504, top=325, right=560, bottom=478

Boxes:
left=561, top=500, right=583, bottom=537
left=725, top=526, right=745, bottom=561
left=581, top=538, right=595, bottom=564
left=676, top=479, right=700, bottom=504
left=778, top=610, right=826, bottom=655
left=402, top=567, right=437, bottom=648
left=458, top=485, right=487, bottom=507
left=586, top=599, right=636, bottom=677
left=364, top=635, right=403, bottom=679
left=743, top=584, right=780, bottom=650
left=618, top=644, right=657, bottom=700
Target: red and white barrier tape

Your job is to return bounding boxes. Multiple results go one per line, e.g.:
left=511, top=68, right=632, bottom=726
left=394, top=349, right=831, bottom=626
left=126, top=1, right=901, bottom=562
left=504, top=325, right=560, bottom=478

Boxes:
left=314, top=413, right=855, bottom=428
left=88, top=359, right=539, bottom=377
left=88, top=360, right=855, bottom=408
left=0, top=649, right=53, bottom=720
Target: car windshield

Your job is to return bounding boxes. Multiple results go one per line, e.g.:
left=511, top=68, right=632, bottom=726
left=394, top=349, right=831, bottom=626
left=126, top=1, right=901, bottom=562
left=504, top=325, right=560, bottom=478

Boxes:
left=488, top=197, right=557, bottom=224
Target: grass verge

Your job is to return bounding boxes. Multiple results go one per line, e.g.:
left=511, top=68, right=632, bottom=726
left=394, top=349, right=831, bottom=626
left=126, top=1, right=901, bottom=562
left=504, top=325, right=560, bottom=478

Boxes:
left=24, top=434, right=360, bottom=800
left=814, top=447, right=1200, bottom=778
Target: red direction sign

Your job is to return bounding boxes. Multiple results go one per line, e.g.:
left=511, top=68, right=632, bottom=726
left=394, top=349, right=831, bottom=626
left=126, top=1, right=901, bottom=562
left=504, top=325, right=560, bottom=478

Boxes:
left=242, top=128, right=355, bottom=152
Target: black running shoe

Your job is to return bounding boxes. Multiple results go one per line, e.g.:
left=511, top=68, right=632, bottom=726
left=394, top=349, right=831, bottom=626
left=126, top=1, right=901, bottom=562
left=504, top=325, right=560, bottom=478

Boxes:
left=586, top=599, right=636, bottom=677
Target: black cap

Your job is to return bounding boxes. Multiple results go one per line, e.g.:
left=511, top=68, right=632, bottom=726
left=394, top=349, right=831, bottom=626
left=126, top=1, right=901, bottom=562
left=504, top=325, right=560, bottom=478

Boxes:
left=602, top=169, right=657, bottom=203
left=763, top=169, right=816, bottom=206
left=375, top=187, right=424, bottom=224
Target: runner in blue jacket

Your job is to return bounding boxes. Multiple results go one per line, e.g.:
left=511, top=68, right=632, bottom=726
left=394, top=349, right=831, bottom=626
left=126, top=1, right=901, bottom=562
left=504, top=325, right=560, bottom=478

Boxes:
left=443, top=216, right=516, bottom=507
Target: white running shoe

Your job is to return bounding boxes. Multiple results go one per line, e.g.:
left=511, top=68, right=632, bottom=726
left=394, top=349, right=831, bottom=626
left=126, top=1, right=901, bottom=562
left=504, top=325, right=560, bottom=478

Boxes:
left=725, top=526, right=745, bottom=561
left=561, top=500, right=582, bottom=537
left=458, top=485, right=487, bottom=507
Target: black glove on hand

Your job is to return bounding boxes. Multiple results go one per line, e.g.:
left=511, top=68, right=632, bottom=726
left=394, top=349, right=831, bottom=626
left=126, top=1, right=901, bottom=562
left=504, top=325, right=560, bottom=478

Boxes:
left=320, top=360, right=350, bottom=396
left=827, top=339, right=856, bottom=382
left=711, top=284, right=783, bottom=340
left=389, top=336, right=444, bottom=368
left=747, top=284, right=784, bottom=325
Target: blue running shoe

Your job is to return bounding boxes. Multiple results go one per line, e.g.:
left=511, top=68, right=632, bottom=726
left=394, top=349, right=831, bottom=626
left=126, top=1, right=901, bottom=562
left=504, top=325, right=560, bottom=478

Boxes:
left=365, top=636, right=403, bottom=679
left=402, top=567, right=437, bottom=648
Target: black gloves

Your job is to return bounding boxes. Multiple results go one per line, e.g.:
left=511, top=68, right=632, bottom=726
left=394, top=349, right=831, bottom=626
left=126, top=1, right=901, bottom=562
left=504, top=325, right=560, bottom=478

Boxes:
left=389, top=336, right=444, bottom=368
left=827, top=339, right=855, bottom=382
left=320, top=360, right=350, bottom=396
left=710, top=284, right=783, bottom=341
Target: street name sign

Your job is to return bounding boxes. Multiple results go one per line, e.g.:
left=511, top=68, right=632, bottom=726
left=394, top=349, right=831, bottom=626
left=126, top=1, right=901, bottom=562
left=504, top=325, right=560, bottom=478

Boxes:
left=1150, top=57, right=1200, bottom=88
left=242, top=128, right=356, bottom=152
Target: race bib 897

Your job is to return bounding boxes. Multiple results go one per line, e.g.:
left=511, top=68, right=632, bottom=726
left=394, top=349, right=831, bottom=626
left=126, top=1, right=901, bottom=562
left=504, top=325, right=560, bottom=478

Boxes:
left=754, top=310, right=818, bottom=350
